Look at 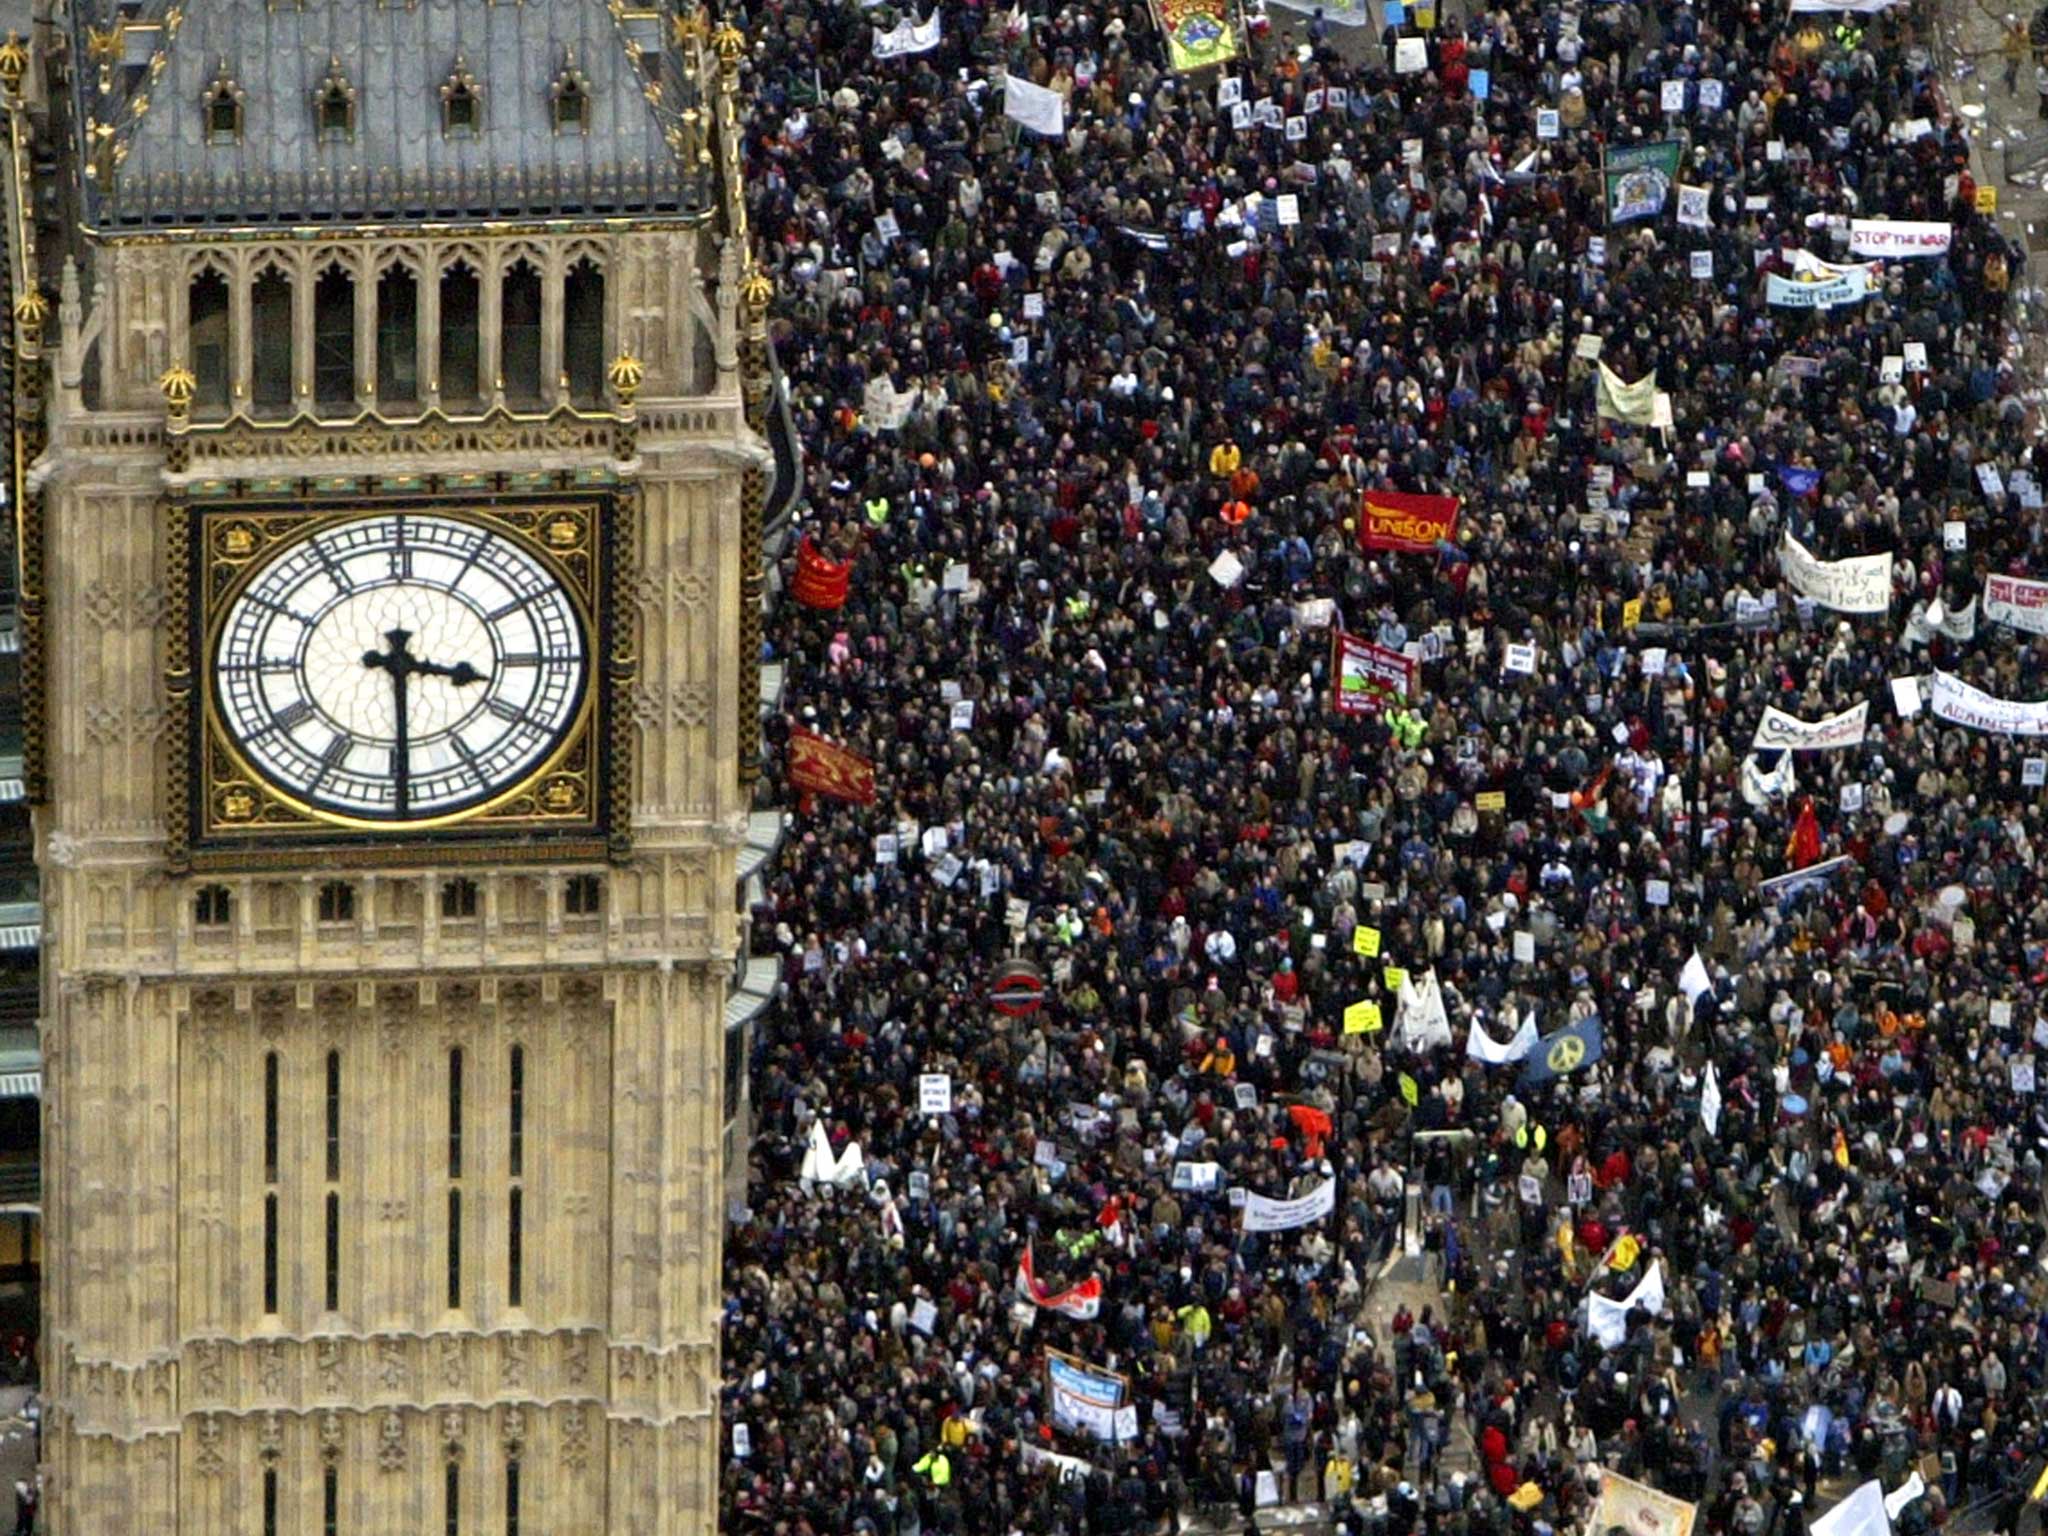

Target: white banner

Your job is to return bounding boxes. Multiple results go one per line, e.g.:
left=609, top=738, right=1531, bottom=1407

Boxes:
left=1740, top=751, right=1796, bottom=807
left=1751, top=702, right=1868, bottom=751
left=1396, top=968, right=1453, bottom=1052
left=1467, top=1009, right=1538, bottom=1066
left=1591, top=1467, right=1698, bottom=1536
left=873, top=11, right=943, bottom=56
left=1985, top=573, right=2048, bottom=635
left=1811, top=1481, right=1891, bottom=1536
left=1781, top=534, right=1891, bottom=613
left=1240, top=1177, right=1337, bottom=1233
left=1766, top=272, right=1872, bottom=309
left=1700, top=1061, right=1722, bottom=1136
left=1849, top=218, right=1951, bottom=257
left=1587, top=1261, right=1665, bottom=1347
left=1787, top=249, right=1880, bottom=285
left=1931, top=671, right=2048, bottom=735
left=1003, top=73, right=1067, bottom=137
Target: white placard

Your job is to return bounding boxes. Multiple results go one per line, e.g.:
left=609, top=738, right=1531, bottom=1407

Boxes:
left=1890, top=676, right=1923, bottom=717
left=1661, top=80, right=1685, bottom=112
left=733, top=1422, right=753, bottom=1458
left=950, top=699, right=977, bottom=731
left=874, top=833, right=899, bottom=865
left=1646, top=879, right=1671, bottom=907
left=1690, top=250, right=1713, bottom=279
left=2028, top=759, right=2048, bottom=787
left=1395, top=37, right=1428, bottom=72
left=1504, top=642, right=1537, bottom=674
left=918, top=1073, right=953, bottom=1115
left=910, top=1298, right=938, bottom=1334
left=1276, top=194, right=1300, bottom=227
left=943, top=561, right=971, bottom=592
left=1022, top=293, right=1045, bottom=320
left=1217, top=76, right=1243, bottom=107
left=1537, top=108, right=1560, bottom=139
left=1513, top=930, right=1535, bottom=964
left=1944, top=521, right=1966, bottom=551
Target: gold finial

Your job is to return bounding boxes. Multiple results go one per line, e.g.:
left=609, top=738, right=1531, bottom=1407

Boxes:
left=0, top=34, right=29, bottom=94
left=712, top=21, right=746, bottom=73
left=12, top=289, right=46, bottom=330
left=607, top=352, right=645, bottom=408
left=740, top=268, right=773, bottom=314
left=159, top=364, right=197, bottom=418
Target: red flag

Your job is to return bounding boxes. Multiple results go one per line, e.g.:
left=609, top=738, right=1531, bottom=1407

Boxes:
left=787, top=728, right=877, bottom=806
left=792, top=535, right=852, bottom=609
left=1358, top=490, right=1460, bottom=554
left=1785, top=796, right=1822, bottom=869
left=1015, top=1244, right=1102, bottom=1320
left=1288, top=1103, right=1333, bottom=1159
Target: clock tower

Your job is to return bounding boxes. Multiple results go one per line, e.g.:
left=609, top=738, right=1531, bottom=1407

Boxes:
left=3, top=0, right=777, bottom=1531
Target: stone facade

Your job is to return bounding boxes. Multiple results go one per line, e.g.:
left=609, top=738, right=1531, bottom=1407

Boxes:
left=17, top=22, right=762, bottom=1529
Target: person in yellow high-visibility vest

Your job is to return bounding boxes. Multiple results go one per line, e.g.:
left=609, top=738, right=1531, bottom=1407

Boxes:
left=912, top=1447, right=952, bottom=1487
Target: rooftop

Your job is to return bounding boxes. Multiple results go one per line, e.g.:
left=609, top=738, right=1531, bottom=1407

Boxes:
left=71, top=0, right=711, bottom=231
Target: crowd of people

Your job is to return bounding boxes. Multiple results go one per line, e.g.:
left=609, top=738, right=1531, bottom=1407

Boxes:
left=716, top=0, right=2048, bottom=1531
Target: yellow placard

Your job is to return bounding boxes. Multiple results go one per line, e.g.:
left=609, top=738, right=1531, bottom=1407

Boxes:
left=1398, top=1073, right=1419, bottom=1106
left=1622, top=597, right=1643, bottom=631
left=1609, top=1233, right=1641, bottom=1271
left=1343, top=999, right=1383, bottom=1035
left=1382, top=965, right=1408, bottom=993
left=1415, top=5, right=1436, bottom=25
left=1353, top=924, right=1381, bottom=957
left=1976, top=184, right=1998, bottom=214
left=1476, top=791, right=1506, bottom=812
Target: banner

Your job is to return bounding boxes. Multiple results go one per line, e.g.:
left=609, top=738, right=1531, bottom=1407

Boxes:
left=1931, top=670, right=2048, bottom=735
left=1519, top=1017, right=1604, bottom=1088
left=1765, top=272, right=1872, bottom=309
left=1781, top=534, right=1891, bottom=614
left=1359, top=489, right=1459, bottom=553
left=1467, top=1009, right=1538, bottom=1065
left=1985, top=573, right=2048, bottom=635
left=1739, top=750, right=1796, bottom=808
left=799, top=1118, right=866, bottom=1188
left=1792, top=0, right=1901, bottom=10
left=1700, top=1061, right=1722, bottom=1135
left=1849, top=218, right=1951, bottom=258
left=1586, top=1260, right=1665, bottom=1347
left=1003, top=73, right=1067, bottom=137
left=1591, top=1467, right=1698, bottom=1536
left=1604, top=139, right=1683, bottom=223
left=1751, top=703, right=1868, bottom=751
left=1810, top=1481, right=1890, bottom=1536
left=1150, top=0, right=1239, bottom=73
left=1332, top=630, right=1413, bottom=716
left=1787, top=249, right=1880, bottom=285
left=789, top=728, right=879, bottom=805
left=1757, top=854, right=1856, bottom=897
left=1240, top=1177, right=1337, bottom=1233
left=1045, top=1350, right=1126, bottom=1440
left=1596, top=362, right=1658, bottom=424
left=1017, top=1245, right=1103, bottom=1320
left=1396, top=969, right=1454, bottom=1052
left=793, top=536, right=854, bottom=609
left=872, top=11, right=942, bottom=56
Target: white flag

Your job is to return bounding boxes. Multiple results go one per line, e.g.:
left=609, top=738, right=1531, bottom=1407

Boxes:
left=1678, top=950, right=1713, bottom=1004
left=1003, top=73, right=1067, bottom=137
left=1700, top=1062, right=1722, bottom=1136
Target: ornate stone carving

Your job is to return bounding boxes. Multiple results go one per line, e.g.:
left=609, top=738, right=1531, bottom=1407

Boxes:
left=437, top=1335, right=464, bottom=1390
left=561, top=1404, right=590, bottom=1472
left=194, top=1413, right=224, bottom=1477
left=376, top=1410, right=406, bottom=1472
left=376, top=1338, right=408, bottom=1392
left=258, top=1410, right=283, bottom=1467
left=441, top=1407, right=464, bottom=1460
left=319, top=1410, right=344, bottom=1466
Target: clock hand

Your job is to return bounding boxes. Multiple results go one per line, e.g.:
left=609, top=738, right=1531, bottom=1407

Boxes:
left=361, top=629, right=485, bottom=818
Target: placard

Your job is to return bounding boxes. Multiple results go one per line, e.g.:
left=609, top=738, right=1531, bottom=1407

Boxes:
left=1660, top=80, right=1685, bottom=113
left=1518, top=1174, right=1543, bottom=1204
left=910, top=1298, right=939, bottom=1334
left=1690, top=251, right=1713, bottom=279
left=950, top=699, right=977, bottom=731
left=1353, top=924, right=1382, bottom=957
left=1276, top=194, right=1300, bottom=227
left=2025, top=758, right=2046, bottom=787
left=1513, top=930, right=1535, bottom=964
left=1568, top=1172, right=1592, bottom=1205
left=1646, top=878, right=1670, bottom=906
left=1505, top=642, right=1537, bottom=674
left=1476, top=791, right=1506, bottom=812
left=919, top=1073, right=953, bottom=1115
left=1943, top=521, right=1966, bottom=551
left=1343, top=999, right=1384, bottom=1034
left=1394, top=36, right=1427, bottom=72
left=1537, top=108, right=1560, bottom=139
left=733, top=1422, right=753, bottom=1458
left=875, top=833, right=899, bottom=865
left=1022, top=293, right=1045, bottom=320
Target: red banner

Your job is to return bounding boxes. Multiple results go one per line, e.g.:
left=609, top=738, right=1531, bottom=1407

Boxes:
left=792, top=535, right=852, bottom=609
left=1016, top=1244, right=1102, bottom=1320
left=1359, top=490, right=1460, bottom=555
left=1332, top=629, right=1413, bottom=717
left=788, top=728, right=878, bottom=805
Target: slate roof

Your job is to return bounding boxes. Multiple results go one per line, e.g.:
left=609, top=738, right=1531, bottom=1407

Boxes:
left=73, top=0, right=709, bottom=230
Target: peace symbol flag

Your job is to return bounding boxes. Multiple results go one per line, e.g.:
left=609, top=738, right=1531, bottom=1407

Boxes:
left=1518, top=1017, right=1604, bottom=1088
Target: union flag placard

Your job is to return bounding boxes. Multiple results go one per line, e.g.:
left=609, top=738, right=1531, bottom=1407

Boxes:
left=1358, top=490, right=1460, bottom=555
left=788, top=728, right=877, bottom=806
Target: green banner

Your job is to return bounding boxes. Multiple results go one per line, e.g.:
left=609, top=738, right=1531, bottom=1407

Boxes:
left=1604, top=139, right=1683, bottom=224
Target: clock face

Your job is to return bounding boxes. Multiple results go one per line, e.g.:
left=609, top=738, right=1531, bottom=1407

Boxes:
left=211, top=512, right=589, bottom=824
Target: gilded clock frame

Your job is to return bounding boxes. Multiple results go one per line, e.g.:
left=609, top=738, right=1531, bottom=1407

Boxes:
left=173, top=492, right=632, bottom=872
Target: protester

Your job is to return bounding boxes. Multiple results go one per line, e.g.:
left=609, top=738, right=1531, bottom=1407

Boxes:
left=718, top=0, right=2048, bottom=1531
